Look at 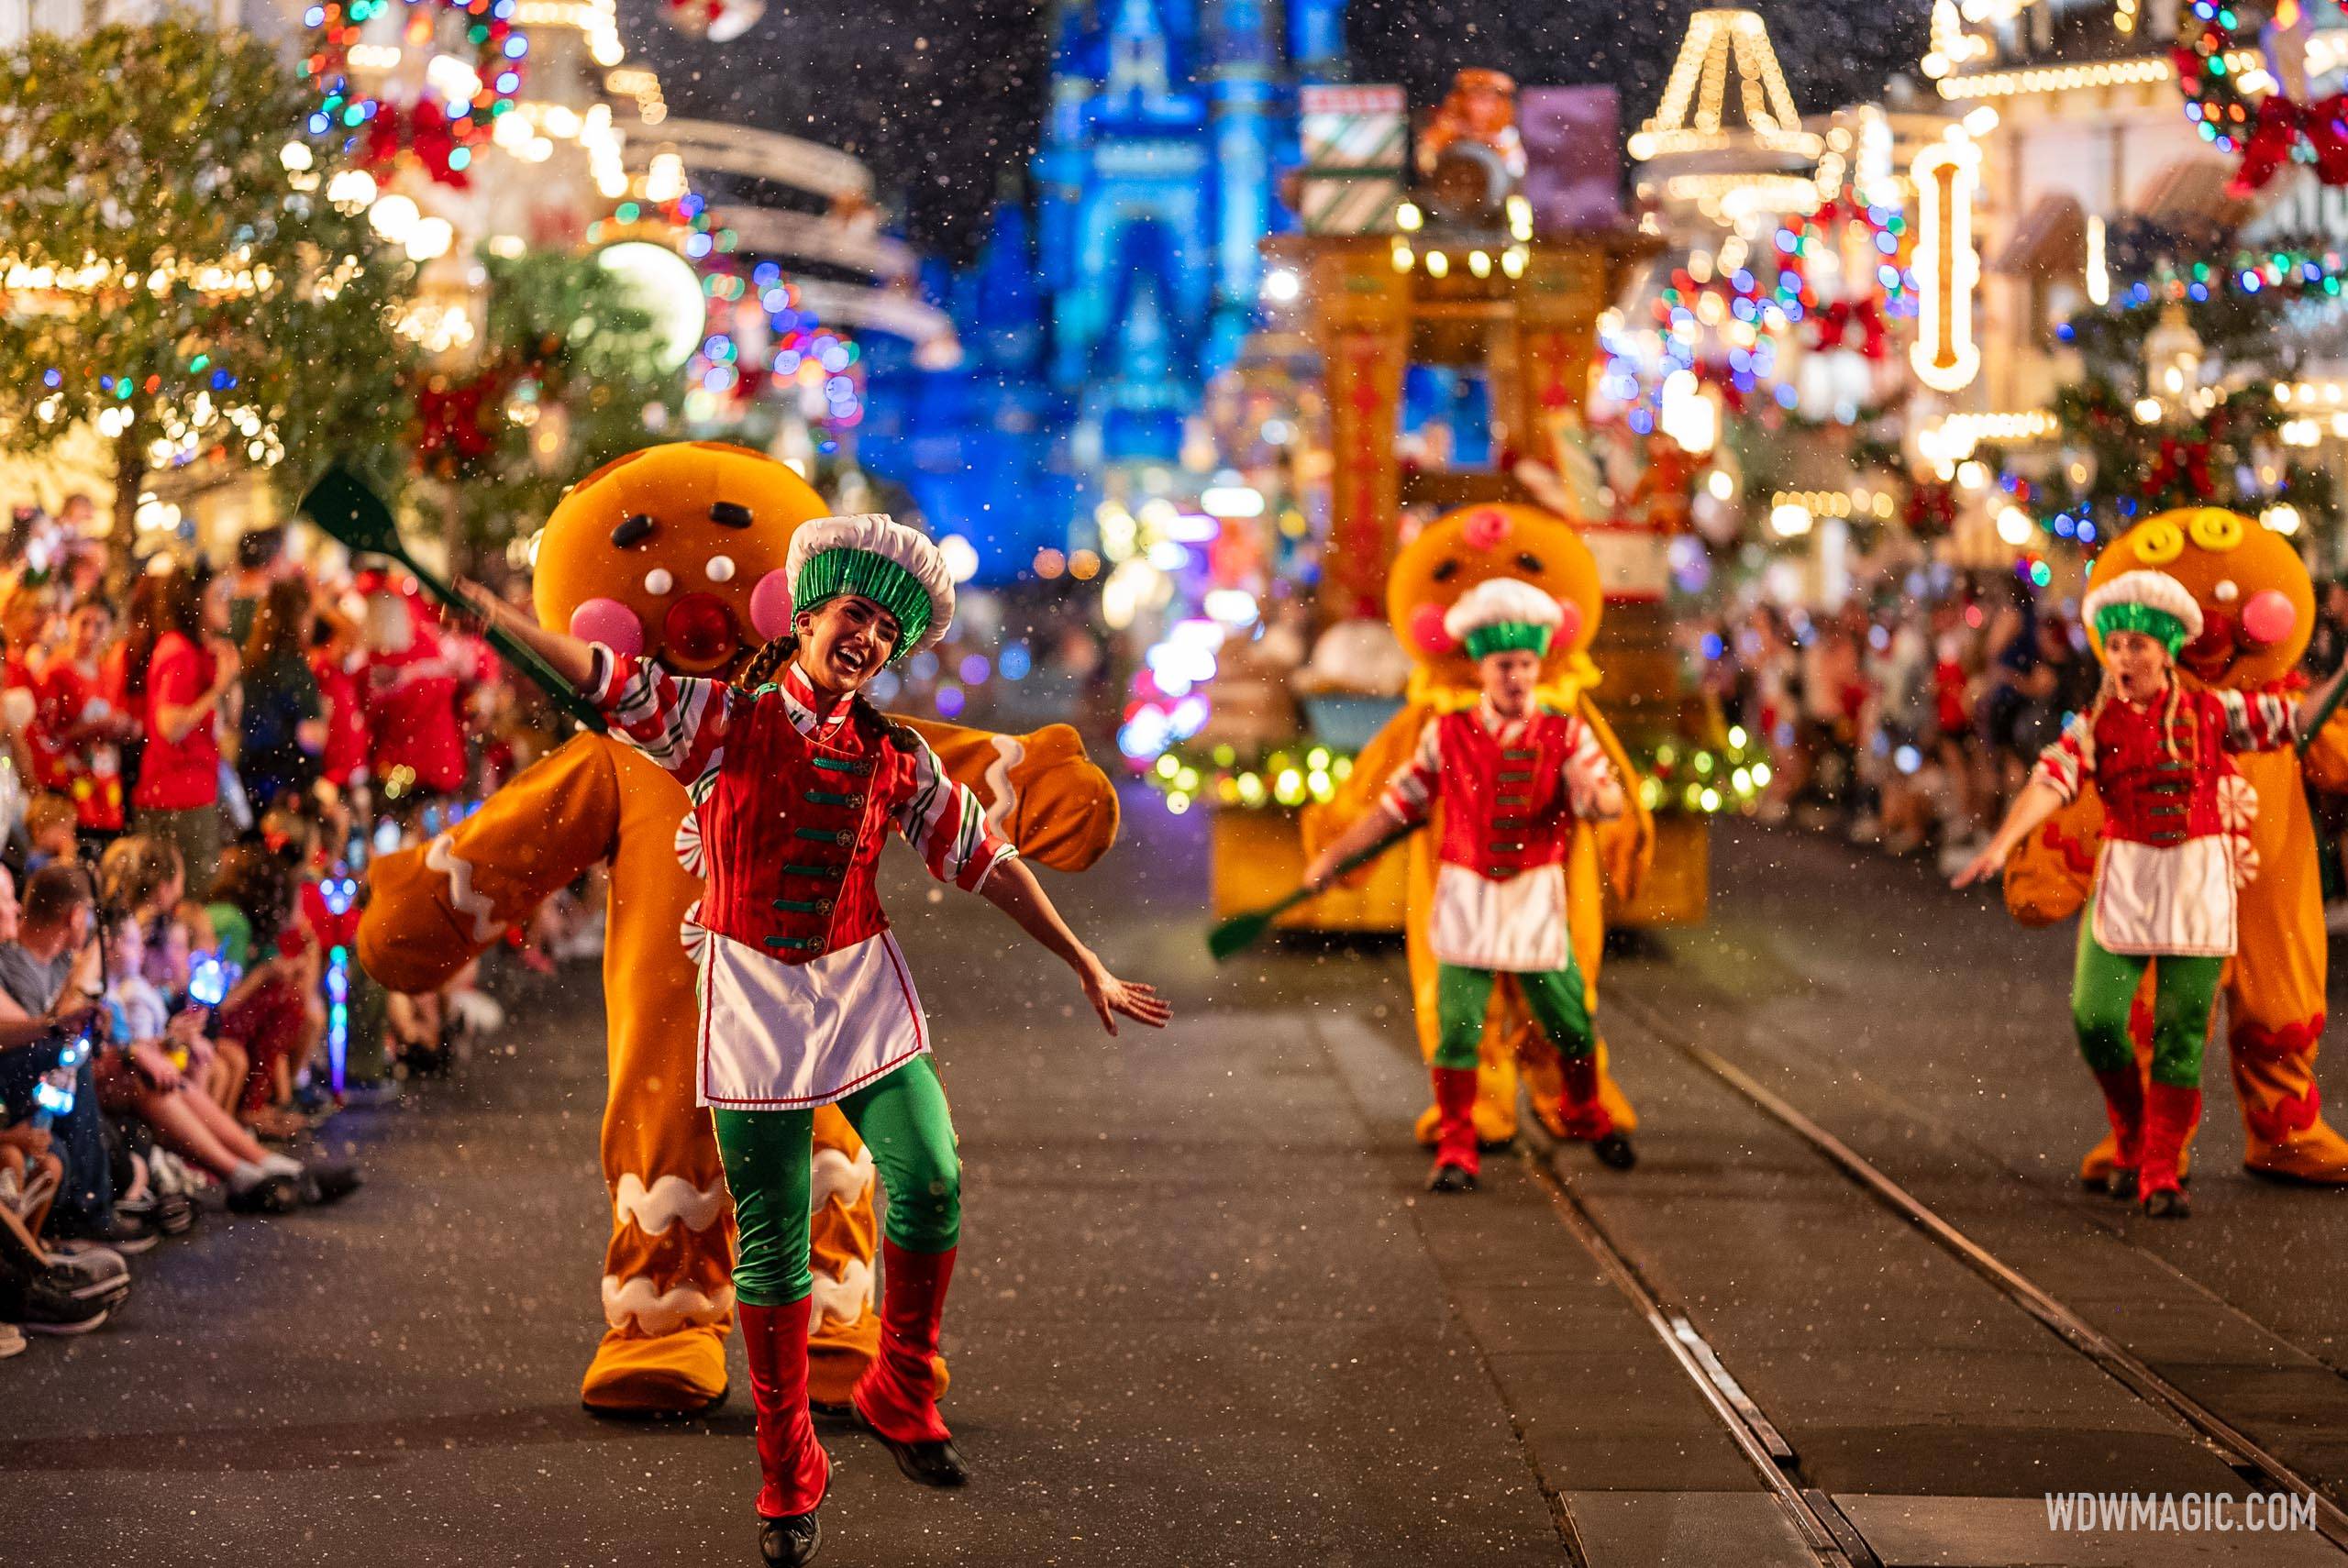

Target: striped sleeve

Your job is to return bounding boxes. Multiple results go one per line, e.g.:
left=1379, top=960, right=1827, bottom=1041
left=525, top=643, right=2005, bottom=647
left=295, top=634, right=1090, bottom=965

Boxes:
left=1561, top=715, right=1619, bottom=820
left=2213, top=688, right=2297, bottom=753
left=895, top=733, right=1016, bottom=891
left=2029, top=711, right=2096, bottom=803
left=1378, top=718, right=1445, bottom=825
left=586, top=645, right=737, bottom=801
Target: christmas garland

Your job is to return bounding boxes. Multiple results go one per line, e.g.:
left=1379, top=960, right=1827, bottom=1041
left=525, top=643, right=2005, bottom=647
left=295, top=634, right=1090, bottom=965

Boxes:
left=301, top=0, right=526, bottom=187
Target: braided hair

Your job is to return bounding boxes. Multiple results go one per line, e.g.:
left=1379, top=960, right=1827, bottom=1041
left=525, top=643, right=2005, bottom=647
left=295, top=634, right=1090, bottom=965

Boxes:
left=735, top=631, right=917, bottom=750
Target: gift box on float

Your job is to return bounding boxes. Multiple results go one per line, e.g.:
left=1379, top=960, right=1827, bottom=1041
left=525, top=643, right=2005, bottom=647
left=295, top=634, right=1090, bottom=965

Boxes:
left=1296, top=84, right=1409, bottom=236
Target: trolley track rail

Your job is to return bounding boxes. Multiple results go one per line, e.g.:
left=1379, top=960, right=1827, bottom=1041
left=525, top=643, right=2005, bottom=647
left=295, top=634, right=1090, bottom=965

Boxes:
left=1523, top=988, right=2348, bottom=1564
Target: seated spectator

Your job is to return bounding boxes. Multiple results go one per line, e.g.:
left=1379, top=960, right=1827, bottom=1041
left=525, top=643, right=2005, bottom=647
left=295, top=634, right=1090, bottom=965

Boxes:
left=0, top=862, right=153, bottom=1255
left=206, top=843, right=323, bottom=1138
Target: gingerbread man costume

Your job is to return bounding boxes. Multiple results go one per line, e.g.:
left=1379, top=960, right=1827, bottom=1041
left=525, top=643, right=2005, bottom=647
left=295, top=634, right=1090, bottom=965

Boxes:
left=358, top=443, right=1120, bottom=1414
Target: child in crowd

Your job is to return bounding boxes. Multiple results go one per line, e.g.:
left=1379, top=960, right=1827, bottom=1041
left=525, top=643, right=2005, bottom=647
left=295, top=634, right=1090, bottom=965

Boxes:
left=23, top=793, right=76, bottom=874
left=207, top=842, right=323, bottom=1137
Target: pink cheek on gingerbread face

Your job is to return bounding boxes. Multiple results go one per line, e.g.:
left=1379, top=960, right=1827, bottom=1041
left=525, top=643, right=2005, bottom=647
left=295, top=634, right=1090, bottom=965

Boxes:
left=1554, top=601, right=1585, bottom=649
left=1410, top=602, right=1458, bottom=656
left=568, top=597, right=645, bottom=658
left=2242, top=589, right=2297, bottom=647
left=749, top=569, right=794, bottom=642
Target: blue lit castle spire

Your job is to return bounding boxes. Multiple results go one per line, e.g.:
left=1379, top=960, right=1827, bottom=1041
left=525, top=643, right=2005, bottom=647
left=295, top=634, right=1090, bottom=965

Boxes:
left=860, top=0, right=1346, bottom=580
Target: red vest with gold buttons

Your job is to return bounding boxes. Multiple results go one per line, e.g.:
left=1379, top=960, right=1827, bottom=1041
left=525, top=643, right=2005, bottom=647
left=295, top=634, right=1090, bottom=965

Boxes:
left=1433, top=709, right=1579, bottom=880
left=2090, top=691, right=2230, bottom=847
left=695, top=692, right=923, bottom=963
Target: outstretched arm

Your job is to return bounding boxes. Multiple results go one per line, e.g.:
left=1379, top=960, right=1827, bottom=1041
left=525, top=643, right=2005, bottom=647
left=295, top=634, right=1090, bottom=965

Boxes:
left=453, top=580, right=597, bottom=691
left=977, top=859, right=1171, bottom=1037
left=1953, top=780, right=2066, bottom=888
left=1302, top=801, right=1410, bottom=892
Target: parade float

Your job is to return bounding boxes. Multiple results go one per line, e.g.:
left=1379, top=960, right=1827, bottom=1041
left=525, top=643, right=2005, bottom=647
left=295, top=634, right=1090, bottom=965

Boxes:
left=1150, top=69, right=1737, bottom=933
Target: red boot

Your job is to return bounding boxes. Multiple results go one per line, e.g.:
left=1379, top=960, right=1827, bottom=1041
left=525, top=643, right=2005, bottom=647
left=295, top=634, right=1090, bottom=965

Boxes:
left=2089, top=1066, right=2145, bottom=1198
left=737, top=1298, right=829, bottom=1521
left=1429, top=1065, right=1481, bottom=1191
left=2139, top=1083, right=2202, bottom=1219
left=851, top=1241, right=967, bottom=1486
left=1560, top=1054, right=1634, bottom=1169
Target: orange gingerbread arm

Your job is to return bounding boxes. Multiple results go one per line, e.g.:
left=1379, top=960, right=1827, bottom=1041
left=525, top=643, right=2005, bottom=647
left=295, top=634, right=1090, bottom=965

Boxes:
left=357, top=733, right=622, bottom=992
left=2302, top=704, right=2348, bottom=794
left=897, top=717, right=1119, bottom=874
left=1576, top=698, right=1655, bottom=903
left=2002, top=781, right=2102, bottom=928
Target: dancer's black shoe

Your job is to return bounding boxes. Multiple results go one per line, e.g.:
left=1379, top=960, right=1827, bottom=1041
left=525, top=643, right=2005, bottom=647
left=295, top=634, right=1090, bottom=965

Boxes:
left=862, top=1428, right=969, bottom=1488
left=2143, top=1187, right=2191, bottom=1219
left=758, top=1510, right=821, bottom=1565
left=1592, top=1132, right=1637, bottom=1170
left=1425, top=1160, right=1478, bottom=1193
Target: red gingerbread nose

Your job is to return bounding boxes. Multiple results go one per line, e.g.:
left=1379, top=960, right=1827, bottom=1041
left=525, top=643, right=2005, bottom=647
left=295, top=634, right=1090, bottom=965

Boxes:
left=663, top=592, right=739, bottom=671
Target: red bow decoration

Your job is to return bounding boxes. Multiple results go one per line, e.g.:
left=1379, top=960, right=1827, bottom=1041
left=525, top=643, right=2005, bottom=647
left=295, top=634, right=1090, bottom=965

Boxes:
left=2226, top=90, right=2348, bottom=193
left=414, top=366, right=514, bottom=479
left=2143, top=436, right=2215, bottom=501
left=1812, top=298, right=1888, bottom=360
left=356, top=98, right=473, bottom=189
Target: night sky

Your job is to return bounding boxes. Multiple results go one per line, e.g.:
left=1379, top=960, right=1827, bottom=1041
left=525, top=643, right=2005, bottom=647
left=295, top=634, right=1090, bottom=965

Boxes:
left=622, top=0, right=1930, bottom=262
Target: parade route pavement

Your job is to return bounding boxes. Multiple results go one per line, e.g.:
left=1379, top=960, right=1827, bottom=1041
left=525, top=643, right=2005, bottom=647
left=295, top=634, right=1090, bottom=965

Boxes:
left=11, top=808, right=2348, bottom=1567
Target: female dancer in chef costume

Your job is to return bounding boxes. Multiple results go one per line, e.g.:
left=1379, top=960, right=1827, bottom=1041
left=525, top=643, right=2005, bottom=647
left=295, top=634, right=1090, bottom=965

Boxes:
left=1957, top=569, right=2348, bottom=1218
left=457, top=513, right=1170, bottom=1567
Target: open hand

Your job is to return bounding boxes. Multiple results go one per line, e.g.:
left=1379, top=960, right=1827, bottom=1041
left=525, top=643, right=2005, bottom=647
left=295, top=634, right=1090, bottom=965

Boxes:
left=1950, top=845, right=2006, bottom=889
left=129, top=1040, right=183, bottom=1092
left=1077, top=957, right=1172, bottom=1037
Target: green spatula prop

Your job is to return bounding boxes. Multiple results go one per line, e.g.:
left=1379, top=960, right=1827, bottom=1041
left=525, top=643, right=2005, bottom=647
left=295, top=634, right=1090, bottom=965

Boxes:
left=298, top=464, right=606, bottom=734
left=1206, top=823, right=1417, bottom=963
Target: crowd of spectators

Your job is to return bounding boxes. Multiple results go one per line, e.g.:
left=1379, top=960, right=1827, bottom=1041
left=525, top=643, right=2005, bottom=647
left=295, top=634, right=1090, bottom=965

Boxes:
left=1685, top=569, right=2348, bottom=882
left=0, top=503, right=586, bottom=1355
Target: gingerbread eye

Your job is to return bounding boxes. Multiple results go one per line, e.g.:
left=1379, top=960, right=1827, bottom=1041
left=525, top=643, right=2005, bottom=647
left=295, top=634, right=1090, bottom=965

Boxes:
left=2187, top=510, right=2245, bottom=553
left=1431, top=558, right=1459, bottom=583
left=2133, top=520, right=2186, bottom=565
left=1515, top=551, right=1545, bottom=574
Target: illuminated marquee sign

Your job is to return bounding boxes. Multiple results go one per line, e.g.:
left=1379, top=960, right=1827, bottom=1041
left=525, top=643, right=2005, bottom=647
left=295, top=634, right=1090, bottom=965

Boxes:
left=1911, top=133, right=1982, bottom=393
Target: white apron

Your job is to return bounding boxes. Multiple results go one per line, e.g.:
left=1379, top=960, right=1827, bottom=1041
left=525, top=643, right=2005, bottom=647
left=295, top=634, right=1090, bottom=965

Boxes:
left=693, top=924, right=930, bottom=1109
left=1431, top=862, right=1570, bottom=972
left=2090, top=836, right=2237, bottom=959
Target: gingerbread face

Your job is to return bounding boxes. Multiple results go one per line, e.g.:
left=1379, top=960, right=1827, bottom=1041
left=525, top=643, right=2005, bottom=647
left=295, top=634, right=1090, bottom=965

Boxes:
left=2087, top=507, right=2312, bottom=690
left=1385, top=503, right=1604, bottom=691
left=532, top=441, right=830, bottom=679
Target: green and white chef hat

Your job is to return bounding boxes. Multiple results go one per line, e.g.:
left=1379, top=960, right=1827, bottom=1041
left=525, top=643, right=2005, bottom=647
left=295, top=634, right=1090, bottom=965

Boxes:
left=2082, top=568, right=2203, bottom=657
left=783, top=513, right=957, bottom=663
left=1445, top=576, right=1565, bottom=661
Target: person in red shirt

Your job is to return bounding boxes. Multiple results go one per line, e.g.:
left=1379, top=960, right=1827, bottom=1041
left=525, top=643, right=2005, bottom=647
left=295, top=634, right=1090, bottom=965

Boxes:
left=127, top=567, right=238, bottom=895
left=357, top=573, right=466, bottom=811
left=33, top=598, right=133, bottom=835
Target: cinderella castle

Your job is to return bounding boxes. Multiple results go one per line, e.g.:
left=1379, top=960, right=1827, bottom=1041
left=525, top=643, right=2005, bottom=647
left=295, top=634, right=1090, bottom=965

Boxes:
left=858, top=0, right=1349, bottom=581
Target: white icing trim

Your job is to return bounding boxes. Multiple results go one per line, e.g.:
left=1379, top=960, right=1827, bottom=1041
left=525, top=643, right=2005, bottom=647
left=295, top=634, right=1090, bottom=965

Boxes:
left=426, top=833, right=504, bottom=944
left=613, top=1172, right=726, bottom=1236
left=601, top=1274, right=733, bottom=1334
left=810, top=1143, right=875, bottom=1213
left=808, top=1256, right=876, bottom=1331
left=981, top=732, right=1024, bottom=834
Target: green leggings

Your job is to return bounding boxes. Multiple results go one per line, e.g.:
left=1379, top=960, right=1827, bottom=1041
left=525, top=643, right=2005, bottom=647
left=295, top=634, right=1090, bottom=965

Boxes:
left=712, top=1055, right=960, bottom=1309
left=1435, top=959, right=1594, bottom=1070
left=2072, top=915, right=2223, bottom=1089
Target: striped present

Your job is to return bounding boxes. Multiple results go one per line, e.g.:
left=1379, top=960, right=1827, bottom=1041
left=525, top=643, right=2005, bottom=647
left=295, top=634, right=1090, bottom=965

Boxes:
left=1298, top=83, right=1408, bottom=235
